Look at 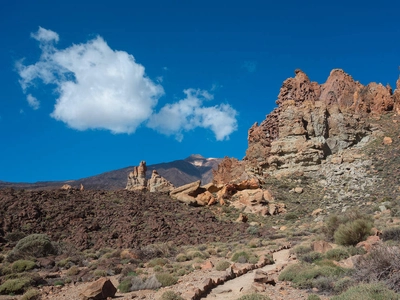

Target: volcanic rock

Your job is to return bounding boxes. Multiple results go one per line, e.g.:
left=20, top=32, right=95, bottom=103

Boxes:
left=147, top=170, right=175, bottom=192
left=80, top=277, right=116, bottom=300
left=126, top=161, right=148, bottom=191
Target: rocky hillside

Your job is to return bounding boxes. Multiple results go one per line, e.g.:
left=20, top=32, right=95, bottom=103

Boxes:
left=214, top=69, right=400, bottom=183
left=0, top=155, right=221, bottom=190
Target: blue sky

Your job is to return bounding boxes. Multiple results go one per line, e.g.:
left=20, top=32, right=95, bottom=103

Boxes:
left=1, top=0, right=400, bottom=182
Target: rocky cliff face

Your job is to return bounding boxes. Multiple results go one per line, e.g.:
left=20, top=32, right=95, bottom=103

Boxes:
left=215, top=69, right=399, bottom=181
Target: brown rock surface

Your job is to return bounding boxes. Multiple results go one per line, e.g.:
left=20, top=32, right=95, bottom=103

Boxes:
left=147, top=170, right=175, bottom=192
left=79, top=277, right=116, bottom=300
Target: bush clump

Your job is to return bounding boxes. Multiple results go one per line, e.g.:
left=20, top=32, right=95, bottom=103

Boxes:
left=323, top=210, right=373, bottom=243
left=0, top=277, right=32, bottom=295
left=231, top=251, right=258, bottom=264
left=331, top=283, right=399, bottom=300
left=334, top=219, right=373, bottom=246
left=354, top=244, right=400, bottom=292
left=382, top=227, right=400, bottom=242
left=21, top=288, right=40, bottom=300
left=325, top=248, right=350, bottom=261
left=7, top=234, right=57, bottom=262
left=118, top=274, right=162, bottom=292
left=11, top=260, right=36, bottom=273
left=160, top=290, right=184, bottom=300
left=215, top=260, right=231, bottom=271
left=155, top=273, right=178, bottom=287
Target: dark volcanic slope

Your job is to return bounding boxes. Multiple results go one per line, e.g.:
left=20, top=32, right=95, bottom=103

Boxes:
left=0, top=188, right=259, bottom=250
left=0, top=155, right=222, bottom=190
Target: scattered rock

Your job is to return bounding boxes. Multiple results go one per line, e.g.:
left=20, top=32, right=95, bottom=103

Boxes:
left=312, top=241, right=333, bottom=253
left=60, top=184, right=72, bottom=190
left=311, top=208, right=323, bottom=216
left=79, top=277, right=116, bottom=300
left=294, top=187, right=303, bottom=194
left=383, top=136, right=393, bottom=145
left=147, top=170, right=175, bottom=193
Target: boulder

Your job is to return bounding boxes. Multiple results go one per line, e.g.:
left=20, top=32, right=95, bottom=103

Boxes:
left=254, top=269, right=276, bottom=285
left=80, top=277, right=117, bottom=300
left=383, top=136, right=393, bottom=145
left=60, top=184, right=72, bottom=190
left=147, top=170, right=175, bottom=193
left=312, top=241, right=333, bottom=253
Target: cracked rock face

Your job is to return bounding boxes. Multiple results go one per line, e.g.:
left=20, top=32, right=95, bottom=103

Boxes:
left=243, top=69, right=396, bottom=177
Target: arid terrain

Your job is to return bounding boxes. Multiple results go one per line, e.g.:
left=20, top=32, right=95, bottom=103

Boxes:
left=2, top=69, right=400, bottom=300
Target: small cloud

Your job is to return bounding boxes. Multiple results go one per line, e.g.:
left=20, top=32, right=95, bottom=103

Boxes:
left=211, top=83, right=222, bottom=92
left=31, top=26, right=59, bottom=43
left=156, top=76, right=163, bottom=83
left=20, top=109, right=24, bottom=114
left=163, top=66, right=168, bottom=71
left=242, top=61, right=257, bottom=73
left=147, top=88, right=237, bottom=141
left=27, top=94, right=40, bottom=110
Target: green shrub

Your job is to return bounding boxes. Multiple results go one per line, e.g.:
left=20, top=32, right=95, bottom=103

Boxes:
left=160, top=290, right=184, bottom=300
left=246, top=226, right=259, bottom=235
left=54, top=280, right=64, bottom=286
left=333, top=277, right=355, bottom=294
left=382, top=227, right=400, bottom=242
left=231, top=251, right=257, bottom=264
left=331, top=283, right=399, bottom=300
left=299, top=251, right=322, bottom=263
left=285, top=212, right=298, bottom=220
left=175, top=254, right=188, bottom=262
left=0, top=277, right=32, bottom=294
left=118, top=279, right=132, bottom=293
left=346, top=245, right=366, bottom=256
left=153, top=265, right=163, bottom=272
left=325, top=248, right=350, bottom=261
left=21, top=288, right=40, bottom=300
left=147, top=258, right=168, bottom=267
left=215, top=260, right=231, bottom=271
left=334, top=219, right=373, bottom=246
left=11, top=260, right=36, bottom=273
left=323, top=210, right=373, bottom=242
left=278, top=263, right=347, bottom=290
left=292, top=244, right=312, bottom=256
left=236, top=294, right=271, bottom=300
left=66, top=266, right=80, bottom=276
left=7, top=234, right=57, bottom=262
left=155, top=273, right=178, bottom=287
left=307, top=295, right=321, bottom=300
left=93, top=269, right=107, bottom=277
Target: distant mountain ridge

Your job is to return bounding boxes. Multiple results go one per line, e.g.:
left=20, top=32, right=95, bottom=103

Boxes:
left=0, top=155, right=222, bottom=190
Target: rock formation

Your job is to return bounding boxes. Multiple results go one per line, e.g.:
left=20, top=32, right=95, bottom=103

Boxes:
left=126, top=161, right=175, bottom=192
left=215, top=69, right=398, bottom=181
left=126, top=161, right=148, bottom=191
left=148, top=170, right=175, bottom=192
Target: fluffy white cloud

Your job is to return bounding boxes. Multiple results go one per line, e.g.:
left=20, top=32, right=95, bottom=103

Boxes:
left=17, top=27, right=164, bottom=133
left=148, top=89, right=237, bottom=141
left=16, top=27, right=238, bottom=140
left=26, top=94, right=39, bottom=110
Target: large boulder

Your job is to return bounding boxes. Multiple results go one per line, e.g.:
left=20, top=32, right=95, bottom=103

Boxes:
left=147, top=170, right=175, bottom=193
left=80, top=277, right=117, bottom=300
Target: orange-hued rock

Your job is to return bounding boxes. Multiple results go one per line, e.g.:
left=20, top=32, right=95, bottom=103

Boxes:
left=147, top=170, right=175, bottom=193
left=383, top=136, right=393, bottom=145
left=312, top=240, right=333, bottom=253
left=126, top=161, right=148, bottom=191
left=80, top=277, right=116, bottom=300
left=60, top=184, right=72, bottom=190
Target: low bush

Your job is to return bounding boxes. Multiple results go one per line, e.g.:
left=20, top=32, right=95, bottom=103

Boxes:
left=7, top=234, right=57, bottom=262
left=354, top=244, right=400, bottom=292
left=21, top=288, right=40, bottom=300
left=285, top=212, right=299, bottom=221
left=160, top=290, right=184, bottom=300
left=325, top=248, right=350, bottom=261
left=147, top=258, right=168, bottom=267
left=278, top=262, right=347, bottom=291
left=175, top=254, right=188, bottom=262
left=333, top=276, right=355, bottom=294
left=155, top=273, right=178, bottom=287
left=299, top=251, right=322, bottom=263
left=11, top=260, right=36, bottom=273
left=215, top=260, right=231, bottom=271
left=231, top=251, right=258, bottom=264
left=0, top=277, right=32, bottom=294
left=307, top=295, right=321, bottom=300
left=331, top=283, right=399, bottom=300
left=382, top=227, right=400, bottom=242
left=118, top=274, right=162, bottom=292
left=334, top=219, right=373, bottom=246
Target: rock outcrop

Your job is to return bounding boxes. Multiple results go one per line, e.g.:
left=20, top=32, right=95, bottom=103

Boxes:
left=241, top=69, right=397, bottom=177
left=126, top=161, right=148, bottom=191
left=148, top=170, right=175, bottom=192
left=79, top=277, right=117, bottom=300
left=126, top=161, right=175, bottom=192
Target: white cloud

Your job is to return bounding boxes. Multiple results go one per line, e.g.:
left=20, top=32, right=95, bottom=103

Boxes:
left=16, top=27, right=238, bottom=140
left=156, top=76, right=163, bottom=83
left=27, top=94, right=39, bottom=110
left=242, top=61, right=257, bottom=73
left=17, top=27, right=164, bottom=133
left=148, top=89, right=237, bottom=141
left=30, top=27, right=59, bottom=43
